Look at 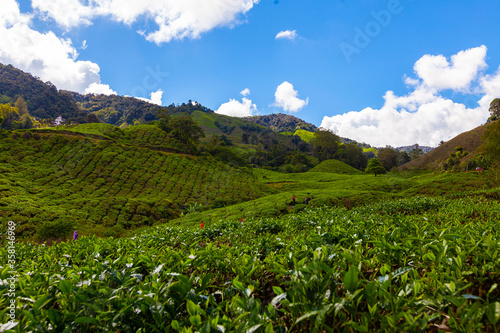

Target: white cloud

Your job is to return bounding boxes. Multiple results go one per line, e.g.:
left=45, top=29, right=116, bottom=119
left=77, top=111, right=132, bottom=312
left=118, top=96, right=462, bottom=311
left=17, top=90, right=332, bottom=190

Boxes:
left=320, top=47, right=494, bottom=147
left=275, top=30, right=298, bottom=40
left=32, top=0, right=95, bottom=28
left=414, top=45, right=487, bottom=92
left=32, top=0, right=260, bottom=44
left=137, top=89, right=163, bottom=105
left=240, top=88, right=250, bottom=96
left=0, top=0, right=112, bottom=94
left=85, top=83, right=117, bottom=95
left=216, top=97, right=257, bottom=117
left=273, top=81, right=308, bottom=113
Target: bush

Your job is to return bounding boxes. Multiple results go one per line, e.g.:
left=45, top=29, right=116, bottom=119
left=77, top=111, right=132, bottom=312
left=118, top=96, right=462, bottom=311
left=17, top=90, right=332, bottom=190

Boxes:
left=36, top=219, right=74, bottom=241
left=22, top=131, right=32, bottom=140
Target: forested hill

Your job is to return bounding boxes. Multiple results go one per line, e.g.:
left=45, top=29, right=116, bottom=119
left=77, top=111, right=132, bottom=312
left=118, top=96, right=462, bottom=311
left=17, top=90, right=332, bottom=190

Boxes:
left=0, top=63, right=86, bottom=122
left=67, top=92, right=213, bottom=127
left=0, top=63, right=214, bottom=126
left=244, top=113, right=317, bottom=133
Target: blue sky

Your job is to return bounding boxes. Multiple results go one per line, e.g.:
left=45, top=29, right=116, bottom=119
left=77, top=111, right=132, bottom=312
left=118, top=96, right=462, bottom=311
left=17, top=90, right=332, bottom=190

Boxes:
left=2, top=0, right=500, bottom=147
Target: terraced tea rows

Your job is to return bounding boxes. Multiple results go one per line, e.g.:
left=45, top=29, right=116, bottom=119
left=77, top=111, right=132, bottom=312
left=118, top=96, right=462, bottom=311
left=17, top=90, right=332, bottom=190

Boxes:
left=0, top=130, right=270, bottom=238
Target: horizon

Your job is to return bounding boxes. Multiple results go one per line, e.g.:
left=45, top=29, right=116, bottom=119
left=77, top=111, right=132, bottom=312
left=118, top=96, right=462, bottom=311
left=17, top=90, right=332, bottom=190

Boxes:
left=1, top=0, right=500, bottom=147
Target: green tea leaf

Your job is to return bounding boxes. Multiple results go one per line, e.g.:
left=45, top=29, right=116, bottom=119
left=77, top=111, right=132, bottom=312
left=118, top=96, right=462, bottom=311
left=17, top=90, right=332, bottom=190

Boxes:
left=344, top=266, right=358, bottom=293
left=487, top=302, right=500, bottom=324
left=58, top=280, right=72, bottom=295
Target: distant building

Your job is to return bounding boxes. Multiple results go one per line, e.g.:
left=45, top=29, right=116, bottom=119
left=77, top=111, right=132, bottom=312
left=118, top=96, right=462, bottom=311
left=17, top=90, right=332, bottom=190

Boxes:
left=54, top=116, right=65, bottom=126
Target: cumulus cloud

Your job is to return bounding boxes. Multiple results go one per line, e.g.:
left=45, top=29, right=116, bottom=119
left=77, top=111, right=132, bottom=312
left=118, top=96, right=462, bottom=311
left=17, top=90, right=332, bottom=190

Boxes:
left=273, top=81, right=308, bottom=113
left=275, top=30, right=298, bottom=40
left=414, top=45, right=487, bottom=92
left=0, top=0, right=112, bottom=94
left=216, top=97, right=257, bottom=117
left=85, top=83, right=117, bottom=95
left=137, top=89, right=163, bottom=106
left=32, top=0, right=260, bottom=44
left=240, top=88, right=250, bottom=96
left=320, top=47, right=496, bottom=147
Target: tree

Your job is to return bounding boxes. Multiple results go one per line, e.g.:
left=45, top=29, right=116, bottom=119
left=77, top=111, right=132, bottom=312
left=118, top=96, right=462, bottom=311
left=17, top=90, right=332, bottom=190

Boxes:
left=14, top=96, right=28, bottom=116
left=86, top=113, right=100, bottom=123
left=489, top=98, right=500, bottom=121
left=479, top=119, right=500, bottom=162
left=20, top=113, right=33, bottom=129
left=365, top=158, right=387, bottom=176
left=377, top=147, right=399, bottom=170
left=337, top=142, right=368, bottom=170
left=409, top=144, right=423, bottom=160
left=0, top=103, right=19, bottom=129
left=312, top=128, right=341, bottom=161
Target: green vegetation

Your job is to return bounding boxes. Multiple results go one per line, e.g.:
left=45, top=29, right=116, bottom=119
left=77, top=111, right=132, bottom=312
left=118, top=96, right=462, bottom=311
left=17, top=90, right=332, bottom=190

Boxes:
left=0, top=126, right=270, bottom=239
left=1, top=196, right=499, bottom=332
left=480, top=120, right=500, bottom=161
left=1, top=67, right=500, bottom=330
left=308, top=159, right=364, bottom=175
left=294, top=129, right=315, bottom=142
left=365, top=158, right=387, bottom=176
left=0, top=63, right=85, bottom=122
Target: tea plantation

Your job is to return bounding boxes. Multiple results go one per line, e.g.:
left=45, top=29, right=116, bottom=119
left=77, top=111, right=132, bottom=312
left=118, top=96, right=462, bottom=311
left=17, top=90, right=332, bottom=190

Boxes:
left=0, top=126, right=270, bottom=239
left=1, top=124, right=500, bottom=332
left=1, top=196, right=499, bottom=332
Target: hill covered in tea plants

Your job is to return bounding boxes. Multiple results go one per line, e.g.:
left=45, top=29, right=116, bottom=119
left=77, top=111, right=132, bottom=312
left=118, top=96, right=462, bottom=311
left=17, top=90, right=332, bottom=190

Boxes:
left=0, top=124, right=271, bottom=240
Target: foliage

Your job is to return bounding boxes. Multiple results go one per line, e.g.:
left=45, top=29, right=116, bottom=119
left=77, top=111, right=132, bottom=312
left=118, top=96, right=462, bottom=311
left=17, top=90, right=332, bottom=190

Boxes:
left=409, top=144, right=424, bottom=160
left=0, top=63, right=85, bottom=122
left=1, top=197, right=499, bottom=332
left=312, top=128, right=341, bottom=161
left=0, top=103, right=19, bottom=130
left=0, top=125, right=269, bottom=239
left=14, top=97, right=28, bottom=116
left=441, top=146, right=471, bottom=171
left=293, top=129, right=316, bottom=142
left=378, top=147, right=413, bottom=171
left=365, top=158, right=387, bottom=176
left=480, top=120, right=500, bottom=162
left=308, top=159, right=363, bottom=175
left=244, top=113, right=317, bottom=133
left=489, top=98, right=500, bottom=122
left=156, top=114, right=205, bottom=154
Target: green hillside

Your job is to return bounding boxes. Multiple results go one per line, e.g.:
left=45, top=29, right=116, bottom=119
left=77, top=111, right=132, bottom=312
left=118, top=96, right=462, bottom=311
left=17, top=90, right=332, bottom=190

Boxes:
left=308, top=159, right=365, bottom=175
left=398, top=122, right=492, bottom=170
left=293, top=129, right=315, bottom=142
left=0, top=125, right=270, bottom=239
left=0, top=63, right=86, bottom=122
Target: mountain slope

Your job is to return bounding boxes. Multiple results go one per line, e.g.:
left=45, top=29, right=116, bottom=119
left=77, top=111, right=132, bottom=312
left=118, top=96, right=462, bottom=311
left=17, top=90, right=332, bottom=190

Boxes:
left=0, top=63, right=86, bottom=122
left=0, top=124, right=271, bottom=239
left=397, top=122, right=491, bottom=170
left=244, top=113, right=317, bottom=133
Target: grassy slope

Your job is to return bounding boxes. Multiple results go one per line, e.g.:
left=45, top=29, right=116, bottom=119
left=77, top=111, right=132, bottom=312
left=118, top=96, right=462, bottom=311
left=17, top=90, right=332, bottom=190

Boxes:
left=293, top=129, right=315, bottom=142
left=308, top=159, right=364, bottom=175
left=169, top=165, right=500, bottom=228
left=0, top=125, right=270, bottom=239
left=398, top=122, right=491, bottom=170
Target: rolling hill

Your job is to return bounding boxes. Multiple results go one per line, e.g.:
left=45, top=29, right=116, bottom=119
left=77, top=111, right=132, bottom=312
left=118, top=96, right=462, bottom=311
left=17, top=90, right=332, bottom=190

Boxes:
left=398, top=122, right=492, bottom=170
left=0, top=124, right=271, bottom=239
